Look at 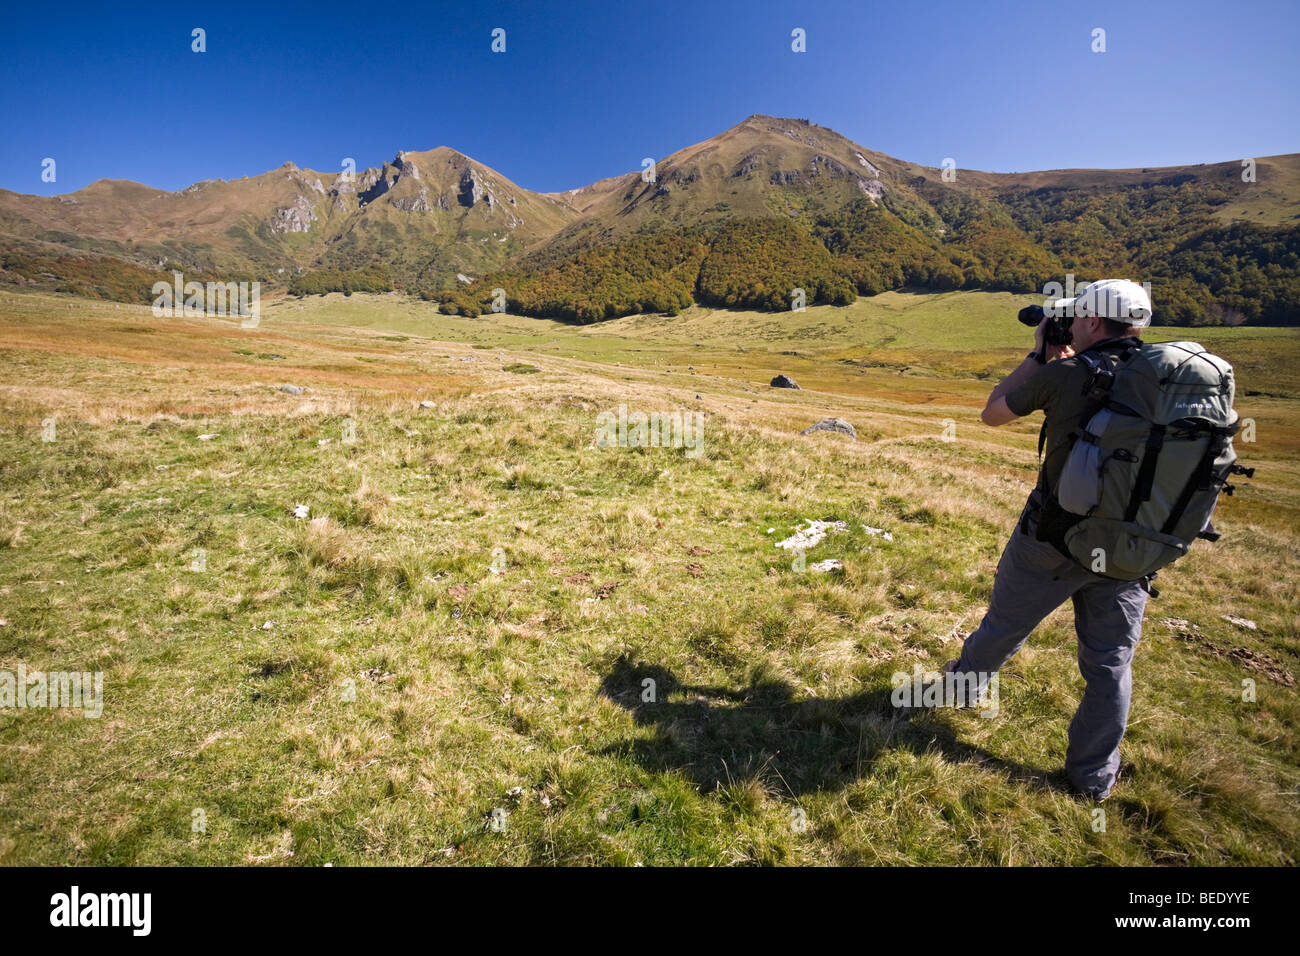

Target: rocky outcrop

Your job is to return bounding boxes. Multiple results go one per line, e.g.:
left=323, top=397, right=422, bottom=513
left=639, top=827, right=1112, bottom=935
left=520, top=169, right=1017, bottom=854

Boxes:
left=269, top=195, right=317, bottom=233
left=391, top=187, right=431, bottom=212
left=394, top=152, right=420, bottom=180
left=854, top=152, right=882, bottom=178
left=856, top=177, right=885, bottom=200
left=810, top=155, right=847, bottom=177
left=459, top=167, right=486, bottom=207
left=770, top=374, right=800, bottom=389
left=358, top=167, right=395, bottom=205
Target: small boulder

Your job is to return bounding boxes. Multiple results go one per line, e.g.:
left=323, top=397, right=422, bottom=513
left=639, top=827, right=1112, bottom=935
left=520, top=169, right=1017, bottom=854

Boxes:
left=770, top=374, right=800, bottom=389
left=802, top=418, right=856, bottom=439
left=280, top=384, right=304, bottom=395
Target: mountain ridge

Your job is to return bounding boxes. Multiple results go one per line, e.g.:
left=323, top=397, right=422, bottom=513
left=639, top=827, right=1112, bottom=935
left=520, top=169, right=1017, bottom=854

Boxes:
left=2, top=114, right=1297, bottom=324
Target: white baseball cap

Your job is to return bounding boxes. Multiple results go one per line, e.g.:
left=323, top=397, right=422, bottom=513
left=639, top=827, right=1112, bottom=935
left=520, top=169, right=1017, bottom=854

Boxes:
left=1051, top=278, right=1153, bottom=327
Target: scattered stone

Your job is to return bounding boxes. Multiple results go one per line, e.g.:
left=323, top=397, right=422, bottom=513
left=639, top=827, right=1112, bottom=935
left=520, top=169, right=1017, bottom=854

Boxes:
left=810, top=559, right=843, bottom=573
left=802, top=418, right=856, bottom=439
left=1222, top=615, right=1259, bottom=631
left=862, top=524, right=894, bottom=542
left=775, top=519, right=847, bottom=551
left=418, top=400, right=436, bottom=409
left=197, top=433, right=220, bottom=441
left=292, top=504, right=310, bottom=519
left=1169, top=628, right=1294, bottom=687
left=770, top=374, right=800, bottom=389
left=280, top=384, right=304, bottom=395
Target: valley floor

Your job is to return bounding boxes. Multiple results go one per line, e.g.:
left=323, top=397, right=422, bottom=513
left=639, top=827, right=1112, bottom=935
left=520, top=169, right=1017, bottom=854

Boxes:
left=0, top=290, right=1296, bottom=865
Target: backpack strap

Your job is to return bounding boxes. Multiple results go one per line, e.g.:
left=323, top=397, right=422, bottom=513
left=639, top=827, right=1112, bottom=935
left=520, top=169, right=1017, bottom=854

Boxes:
left=1159, top=422, right=1238, bottom=535
left=1123, top=423, right=1167, bottom=522
left=1028, top=339, right=1141, bottom=534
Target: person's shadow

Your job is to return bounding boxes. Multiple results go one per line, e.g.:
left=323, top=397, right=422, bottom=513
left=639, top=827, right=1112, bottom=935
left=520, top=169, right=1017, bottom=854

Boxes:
left=597, top=653, right=1085, bottom=801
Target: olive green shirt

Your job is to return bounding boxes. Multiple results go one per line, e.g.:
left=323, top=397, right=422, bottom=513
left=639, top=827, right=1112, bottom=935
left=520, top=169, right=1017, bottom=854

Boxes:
left=1005, top=356, right=1097, bottom=493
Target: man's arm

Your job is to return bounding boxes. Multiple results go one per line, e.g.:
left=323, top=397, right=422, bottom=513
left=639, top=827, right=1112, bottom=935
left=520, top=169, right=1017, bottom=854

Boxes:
left=981, top=357, right=1040, bottom=425
left=980, top=318, right=1072, bottom=426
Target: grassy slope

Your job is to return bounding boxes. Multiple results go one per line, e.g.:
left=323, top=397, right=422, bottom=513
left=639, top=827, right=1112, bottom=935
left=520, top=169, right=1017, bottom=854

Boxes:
left=0, top=290, right=1296, bottom=865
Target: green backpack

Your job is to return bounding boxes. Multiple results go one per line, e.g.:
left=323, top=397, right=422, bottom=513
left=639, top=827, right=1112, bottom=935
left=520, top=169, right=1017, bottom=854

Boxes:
left=1040, top=340, right=1254, bottom=586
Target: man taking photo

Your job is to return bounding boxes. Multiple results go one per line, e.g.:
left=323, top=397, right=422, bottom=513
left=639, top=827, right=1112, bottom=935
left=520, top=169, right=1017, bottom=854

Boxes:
left=947, top=279, right=1155, bottom=802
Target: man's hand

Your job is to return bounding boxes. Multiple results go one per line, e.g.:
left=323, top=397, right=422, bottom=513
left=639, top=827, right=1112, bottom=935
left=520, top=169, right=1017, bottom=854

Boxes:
left=1036, top=317, right=1075, bottom=362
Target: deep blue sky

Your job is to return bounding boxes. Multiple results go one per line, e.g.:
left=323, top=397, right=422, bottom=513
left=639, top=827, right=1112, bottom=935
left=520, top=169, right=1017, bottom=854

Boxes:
left=3, top=0, right=1297, bottom=196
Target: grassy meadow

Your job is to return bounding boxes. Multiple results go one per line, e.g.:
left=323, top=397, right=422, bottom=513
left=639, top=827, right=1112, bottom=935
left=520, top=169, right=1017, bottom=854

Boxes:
left=0, top=289, right=1296, bottom=865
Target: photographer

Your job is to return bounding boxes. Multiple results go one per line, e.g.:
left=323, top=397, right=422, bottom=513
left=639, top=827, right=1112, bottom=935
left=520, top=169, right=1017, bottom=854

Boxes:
left=947, top=279, right=1154, bottom=801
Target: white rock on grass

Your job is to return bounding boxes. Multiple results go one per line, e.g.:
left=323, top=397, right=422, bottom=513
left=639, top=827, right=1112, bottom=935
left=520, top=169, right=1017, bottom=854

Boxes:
left=1222, top=614, right=1259, bottom=630
left=810, top=559, right=843, bottom=573
left=862, top=524, right=895, bottom=542
left=292, top=504, right=310, bottom=519
left=775, top=519, right=848, bottom=551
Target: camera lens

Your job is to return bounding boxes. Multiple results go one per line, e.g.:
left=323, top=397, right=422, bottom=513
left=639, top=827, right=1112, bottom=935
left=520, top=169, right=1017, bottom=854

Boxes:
left=1018, top=304, right=1046, bottom=327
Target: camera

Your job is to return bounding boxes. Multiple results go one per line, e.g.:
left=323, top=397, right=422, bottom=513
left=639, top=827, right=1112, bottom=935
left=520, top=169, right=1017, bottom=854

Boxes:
left=1017, top=304, right=1073, bottom=346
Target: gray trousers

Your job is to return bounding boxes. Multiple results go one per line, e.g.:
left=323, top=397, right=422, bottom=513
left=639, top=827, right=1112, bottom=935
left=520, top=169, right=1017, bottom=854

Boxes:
left=955, top=494, right=1149, bottom=797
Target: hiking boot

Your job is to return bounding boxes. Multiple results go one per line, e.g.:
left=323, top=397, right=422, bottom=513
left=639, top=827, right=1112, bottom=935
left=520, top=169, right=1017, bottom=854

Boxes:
left=941, top=659, right=986, bottom=710
left=1077, top=766, right=1122, bottom=803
